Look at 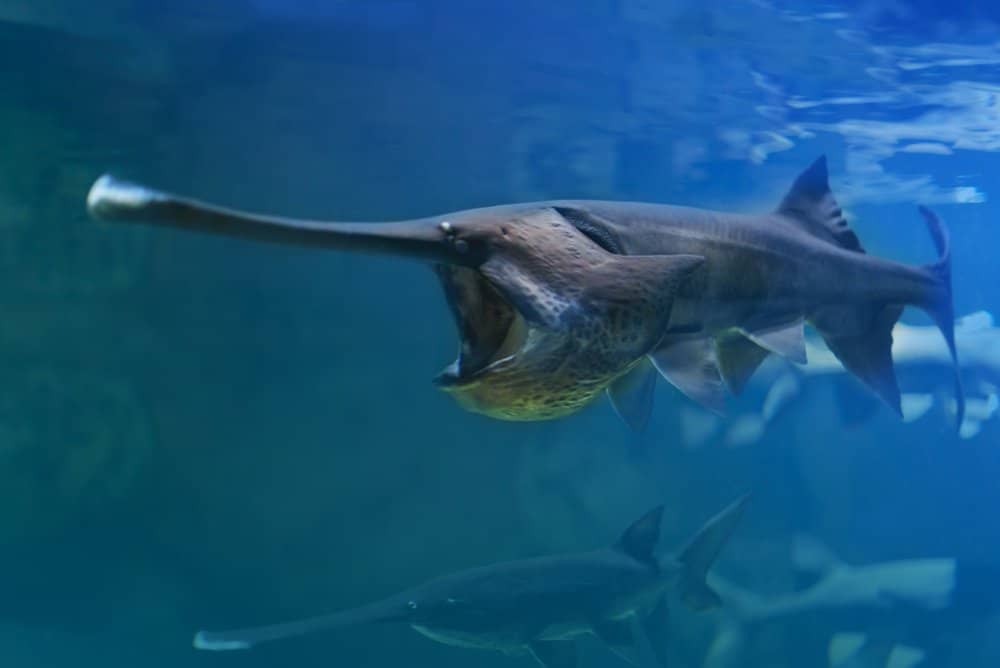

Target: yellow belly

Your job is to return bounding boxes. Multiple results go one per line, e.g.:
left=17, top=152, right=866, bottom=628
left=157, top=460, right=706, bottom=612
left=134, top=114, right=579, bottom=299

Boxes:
left=440, top=367, right=622, bottom=421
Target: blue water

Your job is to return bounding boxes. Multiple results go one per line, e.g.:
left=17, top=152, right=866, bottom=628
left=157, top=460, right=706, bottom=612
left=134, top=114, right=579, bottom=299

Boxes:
left=3, top=1, right=1000, bottom=666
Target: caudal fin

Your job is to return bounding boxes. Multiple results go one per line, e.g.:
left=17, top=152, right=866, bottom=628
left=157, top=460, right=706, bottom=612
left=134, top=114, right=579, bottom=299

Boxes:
left=676, top=494, right=751, bottom=610
left=812, top=206, right=963, bottom=428
left=916, top=206, right=964, bottom=430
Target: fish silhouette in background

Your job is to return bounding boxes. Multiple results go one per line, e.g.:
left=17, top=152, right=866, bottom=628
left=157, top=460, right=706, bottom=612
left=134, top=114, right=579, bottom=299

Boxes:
left=192, top=495, right=750, bottom=668
left=702, top=535, right=1000, bottom=668
left=87, top=156, right=961, bottom=430
left=686, top=312, right=998, bottom=449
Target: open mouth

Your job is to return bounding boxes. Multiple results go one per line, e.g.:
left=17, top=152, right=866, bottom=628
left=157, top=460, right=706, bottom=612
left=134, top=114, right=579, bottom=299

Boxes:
left=432, top=265, right=528, bottom=388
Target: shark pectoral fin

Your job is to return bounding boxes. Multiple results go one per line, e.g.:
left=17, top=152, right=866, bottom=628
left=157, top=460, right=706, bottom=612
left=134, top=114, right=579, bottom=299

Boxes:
left=960, top=417, right=984, bottom=439
left=676, top=494, right=751, bottom=611
left=955, top=310, right=994, bottom=332
left=790, top=534, right=844, bottom=574
left=591, top=619, right=639, bottom=665
left=812, top=304, right=904, bottom=417
left=740, top=318, right=806, bottom=364
left=714, top=331, right=771, bottom=395
left=830, top=636, right=927, bottom=668
left=828, top=632, right=868, bottom=667
left=886, top=644, right=927, bottom=668
left=640, top=595, right=671, bottom=668
left=650, top=337, right=727, bottom=414
left=900, top=393, right=935, bottom=423
left=615, top=505, right=664, bottom=564
left=607, top=360, right=657, bottom=432
left=529, top=640, right=577, bottom=668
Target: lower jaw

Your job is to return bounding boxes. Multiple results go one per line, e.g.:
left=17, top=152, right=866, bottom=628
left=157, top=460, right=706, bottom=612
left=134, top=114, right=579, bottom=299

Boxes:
left=441, top=378, right=603, bottom=422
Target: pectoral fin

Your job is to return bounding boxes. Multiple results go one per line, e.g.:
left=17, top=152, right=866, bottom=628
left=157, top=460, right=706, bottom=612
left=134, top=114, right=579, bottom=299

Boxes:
left=606, top=360, right=657, bottom=432
left=529, top=641, right=577, bottom=668
left=650, top=337, right=726, bottom=414
left=640, top=595, right=671, bottom=668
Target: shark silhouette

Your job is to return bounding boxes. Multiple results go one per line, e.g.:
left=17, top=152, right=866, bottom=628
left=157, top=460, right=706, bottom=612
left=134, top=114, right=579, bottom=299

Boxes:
left=701, top=535, right=994, bottom=668
left=683, top=312, right=998, bottom=449
left=192, top=495, right=750, bottom=668
left=86, top=157, right=961, bottom=430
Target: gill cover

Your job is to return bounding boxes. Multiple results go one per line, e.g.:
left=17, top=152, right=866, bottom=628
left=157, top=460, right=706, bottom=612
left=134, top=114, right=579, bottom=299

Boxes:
left=444, top=208, right=704, bottom=420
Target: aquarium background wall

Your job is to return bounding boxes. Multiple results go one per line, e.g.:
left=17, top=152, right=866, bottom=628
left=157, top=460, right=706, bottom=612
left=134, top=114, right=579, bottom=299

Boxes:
left=2, top=1, right=999, bottom=666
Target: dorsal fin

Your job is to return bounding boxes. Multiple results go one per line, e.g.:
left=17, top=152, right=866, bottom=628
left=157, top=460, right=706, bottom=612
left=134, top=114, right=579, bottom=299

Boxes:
left=615, top=506, right=663, bottom=563
left=776, top=156, right=864, bottom=253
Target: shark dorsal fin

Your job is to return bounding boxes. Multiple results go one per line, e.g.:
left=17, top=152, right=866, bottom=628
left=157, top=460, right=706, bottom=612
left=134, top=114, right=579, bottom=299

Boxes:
left=776, top=156, right=864, bottom=253
left=616, top=505, right=663, bottom=563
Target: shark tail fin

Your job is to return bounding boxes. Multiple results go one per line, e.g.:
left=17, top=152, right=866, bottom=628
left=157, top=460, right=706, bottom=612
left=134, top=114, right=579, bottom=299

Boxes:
left=828, top=633, right=927, bottom=668
left=676, top=494, right=751, bottom=611
left=915, top=205, right=964, bottom=430
left=791, top=534, right=844, bottom=574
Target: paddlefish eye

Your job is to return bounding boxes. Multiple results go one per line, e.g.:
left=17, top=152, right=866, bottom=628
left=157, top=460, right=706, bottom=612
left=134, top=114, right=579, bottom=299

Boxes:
left=439, top=220, right=471, bottom=255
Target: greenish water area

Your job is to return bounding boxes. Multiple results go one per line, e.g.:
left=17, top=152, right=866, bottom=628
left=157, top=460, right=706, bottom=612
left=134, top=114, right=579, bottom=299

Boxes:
left=2, top=1, right=1000, bottom=666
